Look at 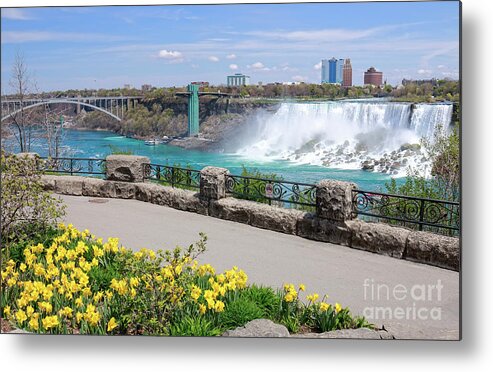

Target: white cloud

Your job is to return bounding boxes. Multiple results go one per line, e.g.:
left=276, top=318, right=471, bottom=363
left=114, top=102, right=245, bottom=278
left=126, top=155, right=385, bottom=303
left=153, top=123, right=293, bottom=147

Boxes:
left=229, top=64, right=238, bottom=70
left=244, top=27, right=382, bottom=43
left=208, top=56, right=220, bottom=62
left=437, top=64, right=446, bottom=69
left=417, top=69, right=432, bottom=75
left=313, top=62, right=322, bottom=70
left=157, top=49, right=184, bottom=63
left=248, top=61, right=270, bottom=71
left=292, top=75, right=307, bottom=82
left=1, top=9, right=33, bottom=20
left=226, top=54, right=236, bottom=59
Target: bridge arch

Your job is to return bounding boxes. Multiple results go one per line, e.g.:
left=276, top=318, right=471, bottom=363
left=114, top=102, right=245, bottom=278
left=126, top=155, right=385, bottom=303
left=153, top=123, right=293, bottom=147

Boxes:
left=1, top=99, right=122, bottom=122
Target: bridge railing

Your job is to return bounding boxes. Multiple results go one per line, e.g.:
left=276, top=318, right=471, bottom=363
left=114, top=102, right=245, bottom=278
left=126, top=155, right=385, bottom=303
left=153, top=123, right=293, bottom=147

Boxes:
left=39, top=157, right=106, bottom=177
left=351, top=189, right=460, bottom=236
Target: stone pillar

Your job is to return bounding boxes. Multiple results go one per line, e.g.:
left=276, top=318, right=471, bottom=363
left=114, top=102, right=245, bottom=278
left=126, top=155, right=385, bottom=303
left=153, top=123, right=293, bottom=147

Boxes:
left=316, top=179, right=357, bottom=222
left=105, top=155, right=150, bottom=183
left=200, top=166, right=229, bottom=200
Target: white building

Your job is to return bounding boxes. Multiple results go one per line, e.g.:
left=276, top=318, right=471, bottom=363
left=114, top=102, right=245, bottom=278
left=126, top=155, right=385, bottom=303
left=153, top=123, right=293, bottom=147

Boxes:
left=227, top=73, right=251, bottom=87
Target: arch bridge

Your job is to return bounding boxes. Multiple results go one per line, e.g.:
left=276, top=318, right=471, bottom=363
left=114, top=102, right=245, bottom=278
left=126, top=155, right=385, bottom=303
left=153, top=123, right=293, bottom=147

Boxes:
left=1, top=96, right=143, bottom=123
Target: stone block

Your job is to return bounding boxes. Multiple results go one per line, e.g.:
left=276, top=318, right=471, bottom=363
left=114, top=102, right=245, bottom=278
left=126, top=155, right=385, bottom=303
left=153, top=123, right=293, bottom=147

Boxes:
left=40, top=175, right=57, bottom=191
left=405, top=231, right=460, bottom=271
left=316, top=179, right=357, bottom=222
left=347, top=220, right=410, bottom=258
left=297, top=213, right=352, bottom=246
left=54, top=176, right=86, bottom=196
left=209, top=198, right=252, bottom=224
left=112, top=181, right=136, bottom=199
left=82, top=178, right=108, bottom=197
left=167, top=187, right=208, bottom=216
left=105, top=155, right=150, bottom=183
left=249, top=203, right=303, bottom=235
left=200, top=166, right=229, bottom=200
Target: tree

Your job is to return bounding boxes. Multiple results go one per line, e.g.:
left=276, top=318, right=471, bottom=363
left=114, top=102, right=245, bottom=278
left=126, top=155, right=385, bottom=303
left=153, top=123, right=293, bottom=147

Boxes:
left=7, top=51, right=38, bottom=152
left=5, top=52, right=70, bottom=156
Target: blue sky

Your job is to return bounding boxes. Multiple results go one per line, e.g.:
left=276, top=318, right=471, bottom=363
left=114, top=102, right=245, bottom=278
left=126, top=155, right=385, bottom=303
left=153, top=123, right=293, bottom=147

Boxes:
left=1, top=1, right=460, bottom=92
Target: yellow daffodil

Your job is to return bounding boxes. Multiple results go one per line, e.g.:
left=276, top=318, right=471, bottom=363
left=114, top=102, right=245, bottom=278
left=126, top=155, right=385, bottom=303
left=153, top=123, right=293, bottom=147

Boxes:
left=107, top=317, right=118, bottom=332
left=335, top=303, right=342, bottom=313
left=15, top=309, right=28, bottom=324
left=42, top=315, right=59, bottom=330
left=307, top=293, right=319, bottom=303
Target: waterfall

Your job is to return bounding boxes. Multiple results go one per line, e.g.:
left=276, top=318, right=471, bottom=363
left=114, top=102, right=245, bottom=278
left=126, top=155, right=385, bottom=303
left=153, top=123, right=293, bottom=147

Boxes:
left=237, top=100, right=453, bottom=176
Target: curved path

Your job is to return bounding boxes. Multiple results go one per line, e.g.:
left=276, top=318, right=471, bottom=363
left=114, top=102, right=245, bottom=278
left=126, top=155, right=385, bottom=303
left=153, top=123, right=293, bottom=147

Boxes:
left=60, top=195, right=460, bottom=339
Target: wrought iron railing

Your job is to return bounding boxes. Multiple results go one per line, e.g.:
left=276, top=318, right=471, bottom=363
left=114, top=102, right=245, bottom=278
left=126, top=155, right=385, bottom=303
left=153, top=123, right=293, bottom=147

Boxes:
left=39, top=157, right=106, bottom=176
left=225, top=174, right=317, bottom=210
left=351, top=189, right=460, bottom=236
left=143, top=163, right=200, bottom=190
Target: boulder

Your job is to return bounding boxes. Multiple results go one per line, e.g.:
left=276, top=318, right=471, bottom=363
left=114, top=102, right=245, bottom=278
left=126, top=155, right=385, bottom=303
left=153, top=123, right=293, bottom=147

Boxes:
left=292, top=328, right=382, bottom=339
left=222, top=319, right=290, bottom=338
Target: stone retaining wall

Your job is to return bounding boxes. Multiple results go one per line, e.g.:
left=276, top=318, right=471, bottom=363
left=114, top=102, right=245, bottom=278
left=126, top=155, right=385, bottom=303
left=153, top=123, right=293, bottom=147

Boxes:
left=38, top=154, right=459, bottom=271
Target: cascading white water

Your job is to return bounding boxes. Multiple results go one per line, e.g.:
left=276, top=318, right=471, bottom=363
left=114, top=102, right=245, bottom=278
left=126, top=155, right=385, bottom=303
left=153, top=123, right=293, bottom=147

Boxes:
left=237, top=100, right=453, bottom=177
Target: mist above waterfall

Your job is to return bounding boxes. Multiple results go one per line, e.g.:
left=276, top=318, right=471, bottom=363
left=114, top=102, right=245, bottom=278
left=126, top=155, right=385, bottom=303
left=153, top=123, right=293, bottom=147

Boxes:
left=236, top=100, right=453, bottom=177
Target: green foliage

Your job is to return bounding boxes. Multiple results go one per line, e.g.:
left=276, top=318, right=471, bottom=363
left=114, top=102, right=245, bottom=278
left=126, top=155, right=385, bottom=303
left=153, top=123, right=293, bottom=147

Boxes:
left=238, top=285, right=280, bottom=318
left=0, top=152, right=66, bottom=254
left=219, top=298, right=265, bottom=330
left=233, top=166, right=284, bottom=204
left=168, top=316, right=222, bottom=337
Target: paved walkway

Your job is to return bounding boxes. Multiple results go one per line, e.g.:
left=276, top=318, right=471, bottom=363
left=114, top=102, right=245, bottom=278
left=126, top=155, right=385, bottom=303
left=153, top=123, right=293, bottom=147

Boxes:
left=61, top=195, right=460, bottom=339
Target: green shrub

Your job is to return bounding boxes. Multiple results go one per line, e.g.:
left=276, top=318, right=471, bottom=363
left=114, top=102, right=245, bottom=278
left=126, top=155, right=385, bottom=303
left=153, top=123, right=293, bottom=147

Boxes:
left=168, top=316, right=222, bottom=336
left=219, top=298, right=265, bottom=330
left=1, top=152, right=65, bottom=257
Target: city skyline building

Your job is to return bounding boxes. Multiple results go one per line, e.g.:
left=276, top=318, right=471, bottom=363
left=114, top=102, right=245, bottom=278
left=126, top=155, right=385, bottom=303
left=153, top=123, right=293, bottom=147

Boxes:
left=227, top=73, right=250, bottom=87
left=321, top=59, right=330, bottom=83
left=321, top=57, right=346, bottom=84
left=364, top=67, right=383, bottom=86
left=336, top=58, right=344, bottom=84
left=328, top=57, right=338, bottom=83
left=342, top=59, right=353, bottom=87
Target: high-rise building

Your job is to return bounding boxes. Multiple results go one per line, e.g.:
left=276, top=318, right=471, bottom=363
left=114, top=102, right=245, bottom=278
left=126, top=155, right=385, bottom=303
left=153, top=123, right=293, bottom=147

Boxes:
left=328, top=58, right=338, bottom=83
left=336, top=58, right=344, bottom=84
left=342, top=59, right=352, bottom=87
left=227, top=73, right=250, bottom=87
left=321, top=57, right=346, bottom=84
left=321, top=59, right=330, bottom=83
left=364, top=67, right=383, bottom=86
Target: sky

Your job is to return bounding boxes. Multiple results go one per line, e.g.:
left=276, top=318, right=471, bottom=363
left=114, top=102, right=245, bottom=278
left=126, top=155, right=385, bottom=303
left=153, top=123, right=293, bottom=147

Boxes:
left=1, top=1, right=460, bottom=93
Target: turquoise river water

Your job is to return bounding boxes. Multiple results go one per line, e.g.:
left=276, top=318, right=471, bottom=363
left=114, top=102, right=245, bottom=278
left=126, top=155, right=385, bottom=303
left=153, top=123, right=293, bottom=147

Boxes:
left=19, top=128, right=398, bottom=191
